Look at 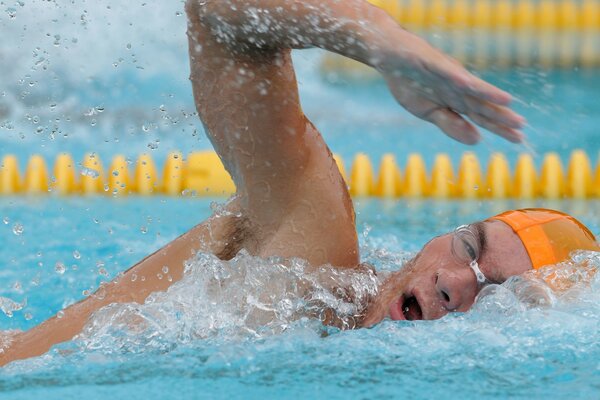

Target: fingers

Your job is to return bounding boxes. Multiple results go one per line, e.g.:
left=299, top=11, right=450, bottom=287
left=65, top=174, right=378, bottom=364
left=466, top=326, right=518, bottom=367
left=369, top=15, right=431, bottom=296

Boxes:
left=426, top=108, right=481, bottom=145
left=467, top=112, right=524, bottom=143
left=464, top=96, right=526, bottom=129
left=431, top=57, right=513, bottom=106
left=462, top=75, right=513, bottom=106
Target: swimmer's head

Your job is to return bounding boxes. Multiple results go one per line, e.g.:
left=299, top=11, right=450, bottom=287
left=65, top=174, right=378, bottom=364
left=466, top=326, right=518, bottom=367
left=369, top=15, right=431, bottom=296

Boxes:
left=361, top=208, right=599, bottom=326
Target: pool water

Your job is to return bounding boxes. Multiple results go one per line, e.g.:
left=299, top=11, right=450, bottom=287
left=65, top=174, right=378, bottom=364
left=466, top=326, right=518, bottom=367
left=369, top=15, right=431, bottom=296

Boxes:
left=1, top=198, right=600, bottom=400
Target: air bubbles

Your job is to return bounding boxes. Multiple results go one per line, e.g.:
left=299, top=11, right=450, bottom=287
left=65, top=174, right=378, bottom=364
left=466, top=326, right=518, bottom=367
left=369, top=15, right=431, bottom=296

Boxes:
left=73, top=250, right=81, bottom=260
left=2, top=217, right=9, bottom=225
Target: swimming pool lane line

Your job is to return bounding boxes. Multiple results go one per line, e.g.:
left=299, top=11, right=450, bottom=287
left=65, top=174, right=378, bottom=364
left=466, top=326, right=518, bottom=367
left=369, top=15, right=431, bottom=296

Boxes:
left=0, top=150, right=598, bottom=199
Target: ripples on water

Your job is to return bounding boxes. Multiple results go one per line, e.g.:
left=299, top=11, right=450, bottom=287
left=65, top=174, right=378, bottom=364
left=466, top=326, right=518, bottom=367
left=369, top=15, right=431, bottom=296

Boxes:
left=1, top=245, right=599, bottom=398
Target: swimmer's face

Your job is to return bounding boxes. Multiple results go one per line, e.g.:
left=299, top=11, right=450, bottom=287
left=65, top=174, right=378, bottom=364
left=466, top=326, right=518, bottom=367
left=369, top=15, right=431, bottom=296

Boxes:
left=362, top=220, right=532, bottom=326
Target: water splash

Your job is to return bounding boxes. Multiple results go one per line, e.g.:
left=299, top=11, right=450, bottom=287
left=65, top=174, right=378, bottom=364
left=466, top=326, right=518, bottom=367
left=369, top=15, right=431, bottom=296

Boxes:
left=74, top=248, right=600, bottom=360
left=76, top=250, right=380, bottom=354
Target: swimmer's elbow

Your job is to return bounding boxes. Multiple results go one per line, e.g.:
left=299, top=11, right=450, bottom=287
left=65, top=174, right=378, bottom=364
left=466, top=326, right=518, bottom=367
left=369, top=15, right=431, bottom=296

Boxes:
left=185, top=0, right=232, bottom=30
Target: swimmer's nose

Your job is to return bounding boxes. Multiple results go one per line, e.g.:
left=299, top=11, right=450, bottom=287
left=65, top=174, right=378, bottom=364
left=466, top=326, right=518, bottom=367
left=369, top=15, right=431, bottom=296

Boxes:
left=435, top=269, right=476, bottom=311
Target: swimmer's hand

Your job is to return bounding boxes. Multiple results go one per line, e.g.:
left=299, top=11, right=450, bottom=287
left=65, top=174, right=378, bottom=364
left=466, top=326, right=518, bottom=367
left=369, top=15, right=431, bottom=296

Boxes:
left=377, top=32, right=526, bottom=144
left=189, top=0, right=525, bottom=144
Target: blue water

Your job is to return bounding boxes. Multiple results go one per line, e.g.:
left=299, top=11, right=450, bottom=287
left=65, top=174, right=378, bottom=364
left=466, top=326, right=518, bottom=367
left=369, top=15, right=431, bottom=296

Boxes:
left=1, top=198, right=600, bottom=399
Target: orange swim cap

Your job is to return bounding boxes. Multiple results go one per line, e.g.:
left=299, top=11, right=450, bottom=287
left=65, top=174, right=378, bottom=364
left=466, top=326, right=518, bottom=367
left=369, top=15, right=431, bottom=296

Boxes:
left=489, top=208, right=599, bottom=269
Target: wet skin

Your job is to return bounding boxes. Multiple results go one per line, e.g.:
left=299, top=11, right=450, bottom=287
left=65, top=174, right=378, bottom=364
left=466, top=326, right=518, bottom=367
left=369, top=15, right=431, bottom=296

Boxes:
left=362, top=220, right=533, bottom=326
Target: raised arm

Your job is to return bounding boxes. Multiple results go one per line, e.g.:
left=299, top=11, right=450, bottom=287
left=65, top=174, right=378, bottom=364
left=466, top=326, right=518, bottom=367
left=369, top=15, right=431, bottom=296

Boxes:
left=185, top=0, right=524, bottom=265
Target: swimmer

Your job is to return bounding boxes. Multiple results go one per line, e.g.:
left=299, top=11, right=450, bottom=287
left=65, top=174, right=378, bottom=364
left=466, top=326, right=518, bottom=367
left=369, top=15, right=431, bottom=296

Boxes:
left=3, top=0, right=589, bottom=366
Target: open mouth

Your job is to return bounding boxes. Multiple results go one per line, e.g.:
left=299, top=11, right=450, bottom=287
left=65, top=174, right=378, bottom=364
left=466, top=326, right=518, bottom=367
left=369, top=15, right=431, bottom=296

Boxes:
left=389, top=293, right=424, bottom=321
left=401, top=295, right=423, bottom=321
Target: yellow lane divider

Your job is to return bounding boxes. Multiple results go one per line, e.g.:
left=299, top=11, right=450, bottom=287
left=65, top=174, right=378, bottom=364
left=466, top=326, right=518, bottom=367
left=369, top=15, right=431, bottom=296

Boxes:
left=1, top=151, right=600, bottom=199
left=321, top=0, right=600, bottom=72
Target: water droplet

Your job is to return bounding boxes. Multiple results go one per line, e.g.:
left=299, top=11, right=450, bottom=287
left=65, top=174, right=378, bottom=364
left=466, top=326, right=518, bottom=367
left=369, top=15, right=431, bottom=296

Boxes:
left=73, top=250, right=81, bottom=260
left=0, top=296, right=23, bottom=317
left=12, top=223, right=23, bottom=236
left=55, top=262, right=66, bottom=274
left=131, top=273, right=138, bottom=282
left=57, top=311, right=65, bottom=318
left=162, top=266, right=169, bottom=274
left=2, top=217, right=9, bottom=225
left=98, top=267, right=108, bottom=277
left=80, top=167, right=100, bottom=178
left=140, top=226, right=148, bottom=234
left=24, top=312, right=33, bottom=321
left=112, top=170, right=119, bottom=176
left=147, top=142, right=158, bottom=150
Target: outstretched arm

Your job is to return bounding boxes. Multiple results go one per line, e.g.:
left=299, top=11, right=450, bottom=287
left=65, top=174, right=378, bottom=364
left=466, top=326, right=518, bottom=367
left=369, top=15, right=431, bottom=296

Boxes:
left=0, top=200, right=244, bottom=366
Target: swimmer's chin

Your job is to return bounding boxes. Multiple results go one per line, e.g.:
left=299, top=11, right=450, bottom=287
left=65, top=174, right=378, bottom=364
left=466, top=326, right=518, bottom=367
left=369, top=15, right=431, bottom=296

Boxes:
left=360, top=280, right=406, bottom=327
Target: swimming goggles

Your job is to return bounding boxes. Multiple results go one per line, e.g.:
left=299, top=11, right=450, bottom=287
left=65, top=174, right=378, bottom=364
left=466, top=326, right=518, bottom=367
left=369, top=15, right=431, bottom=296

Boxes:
left=451, top=224, right=490, bottom=286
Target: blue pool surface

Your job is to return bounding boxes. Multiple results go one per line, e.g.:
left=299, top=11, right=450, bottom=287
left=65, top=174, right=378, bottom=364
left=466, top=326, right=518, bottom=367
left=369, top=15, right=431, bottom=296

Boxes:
left=1, top=198, right=600, bottom=400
